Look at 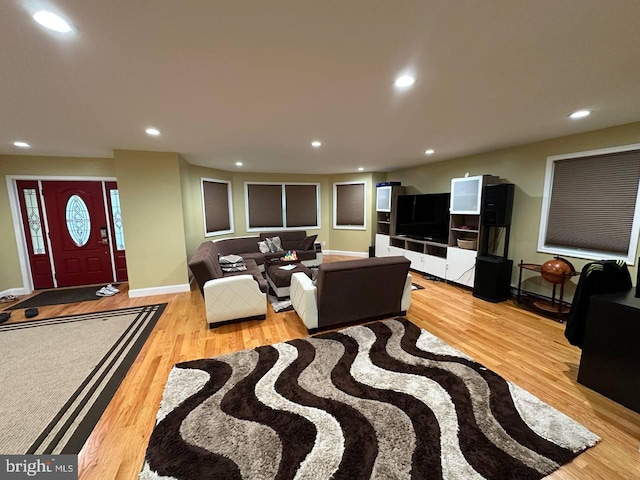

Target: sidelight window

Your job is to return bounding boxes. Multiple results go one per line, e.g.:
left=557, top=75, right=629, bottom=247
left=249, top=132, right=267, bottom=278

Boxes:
left=23, top=188, right=46, bottom=254
left=109, top=189, right=125, bottom=250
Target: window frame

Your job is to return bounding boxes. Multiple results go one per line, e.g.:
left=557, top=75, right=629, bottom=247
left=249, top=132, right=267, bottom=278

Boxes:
left=201, top=177, right=234, bottom=238
left=333, top=181, right=367, bottom=230
left=537, top=143, right=640, bottom=264
left=244, top=181, right=321, bottom=232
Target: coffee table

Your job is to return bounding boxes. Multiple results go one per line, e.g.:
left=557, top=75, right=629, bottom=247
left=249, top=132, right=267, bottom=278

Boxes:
left=265, top=261, right=312, bottom=298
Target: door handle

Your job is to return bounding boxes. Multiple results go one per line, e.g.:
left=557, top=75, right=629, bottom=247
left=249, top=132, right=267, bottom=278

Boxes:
left=98, top=239, right=108, bottom=245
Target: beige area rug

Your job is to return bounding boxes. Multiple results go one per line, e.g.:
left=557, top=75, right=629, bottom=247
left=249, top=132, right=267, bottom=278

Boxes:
left=0, top=304, right=166, bottom=454
left=140, top=317, right=598, bottom=479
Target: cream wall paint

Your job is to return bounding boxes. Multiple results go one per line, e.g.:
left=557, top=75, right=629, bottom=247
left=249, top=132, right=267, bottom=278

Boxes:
left=113, top=150, right=189, bottom=290
left=3, top=121, right=639, bottom=295
left=179, top=165, right=334, bottom=256
left=386, top=121, right=640, bottom=298
left=0, top=155, right=115, bottom=291
left=180, top=168, right=384, bottom=257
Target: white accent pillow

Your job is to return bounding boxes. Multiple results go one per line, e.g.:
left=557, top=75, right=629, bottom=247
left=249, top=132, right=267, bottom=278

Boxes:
left=257, top=240, right=270, bottom=254
left=266, top=236, right=284, bottom=253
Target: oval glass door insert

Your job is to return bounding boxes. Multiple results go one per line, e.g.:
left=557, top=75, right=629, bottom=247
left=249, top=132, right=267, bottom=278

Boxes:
left=65, top=194, right=91, bottom=246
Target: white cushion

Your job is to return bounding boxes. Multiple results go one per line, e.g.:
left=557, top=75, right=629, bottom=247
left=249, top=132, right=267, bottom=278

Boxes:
left=204, top=275, right=266, bottom=325
left=266, top=236, right=284, bottom=253
left=257, top=240, right=270, bottom=253
left=290, top=272, right=318, bottom=330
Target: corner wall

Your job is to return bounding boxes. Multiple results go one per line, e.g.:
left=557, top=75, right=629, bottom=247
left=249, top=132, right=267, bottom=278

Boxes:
left=114, top=150, right=189, bottom=294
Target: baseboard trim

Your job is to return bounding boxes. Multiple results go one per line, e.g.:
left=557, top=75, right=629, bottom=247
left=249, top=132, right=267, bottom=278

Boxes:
left=325, top=250, right=368, bottom=257
left=0, top=287, right=31, bottom=298
left=128, top=283, right=191, bottom=298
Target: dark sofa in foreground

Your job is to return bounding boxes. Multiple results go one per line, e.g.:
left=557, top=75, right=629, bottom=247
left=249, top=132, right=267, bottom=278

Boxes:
left=290, top=256, right=412, bottom=331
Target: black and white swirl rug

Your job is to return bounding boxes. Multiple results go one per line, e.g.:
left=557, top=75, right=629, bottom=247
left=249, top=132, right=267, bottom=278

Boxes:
left=140, top=317, right=598, bottom=479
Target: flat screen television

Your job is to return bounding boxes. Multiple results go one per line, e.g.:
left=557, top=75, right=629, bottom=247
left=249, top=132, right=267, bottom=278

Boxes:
left=396, top=193, right=450, bottom=243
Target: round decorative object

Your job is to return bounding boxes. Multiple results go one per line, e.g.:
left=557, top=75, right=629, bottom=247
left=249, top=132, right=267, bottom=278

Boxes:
left=540, top=257, right=575, bottom=284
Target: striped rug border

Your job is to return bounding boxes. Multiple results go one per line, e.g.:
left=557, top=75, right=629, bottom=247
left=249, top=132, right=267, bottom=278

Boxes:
left=2, top=303, right=166, bottom=454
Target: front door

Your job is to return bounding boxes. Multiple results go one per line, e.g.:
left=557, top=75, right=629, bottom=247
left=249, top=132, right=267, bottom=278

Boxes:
left=42, top=181, right=113, bottom=287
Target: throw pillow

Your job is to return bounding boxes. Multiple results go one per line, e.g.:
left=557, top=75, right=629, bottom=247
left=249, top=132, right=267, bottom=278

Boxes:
left=219, top=254, right=244, bottom=265
left=257, top=240, right=270, bottom=254
left=222, top=264, right=247, bottom=272
left=282, top=239, right=303, bottom=250
left=266, top=236, right=284, bottom=253
left=219, top=254, right=247, bottom=272
left=300, top=234, right=318, bottom=250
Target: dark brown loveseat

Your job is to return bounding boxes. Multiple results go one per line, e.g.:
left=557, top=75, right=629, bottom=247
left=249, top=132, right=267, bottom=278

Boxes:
left=290, top=256, right=412, bottom=332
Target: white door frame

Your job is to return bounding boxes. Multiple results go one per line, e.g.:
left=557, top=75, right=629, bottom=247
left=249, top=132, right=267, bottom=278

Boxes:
left=6, top=175, right=118, bottom=295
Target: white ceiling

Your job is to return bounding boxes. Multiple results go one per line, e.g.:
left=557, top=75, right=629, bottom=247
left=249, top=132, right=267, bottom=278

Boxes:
left=2, top=1, right=640, bottom=174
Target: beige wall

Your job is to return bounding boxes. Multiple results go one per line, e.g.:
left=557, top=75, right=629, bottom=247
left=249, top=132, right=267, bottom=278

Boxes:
left=386, top=121, right=640, bottom=297
left=113, top=150, right=189, bottom=291
left=3, top=122, right=639, bottom=295
left=179, top=167, right=381, bottom=257
left=0, top=155, right=115, bottom=292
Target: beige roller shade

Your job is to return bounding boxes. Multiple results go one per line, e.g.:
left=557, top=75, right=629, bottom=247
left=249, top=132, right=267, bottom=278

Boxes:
left=546, top=149, right=640, bottom=254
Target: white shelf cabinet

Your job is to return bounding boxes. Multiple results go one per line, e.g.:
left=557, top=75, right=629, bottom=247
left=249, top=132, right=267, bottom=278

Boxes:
left=375, top=234, right=390, bottom=257
left=376, top=185, right=393, bottom=212
left=375, top=234, right=448, bottom=279
left=376, top=185, right=403, bottom=236
left=450, top=175, right=484, bottom=214
left=446, top=174, right=499, bottom=288
left=445, top=246, right=477, bottom=288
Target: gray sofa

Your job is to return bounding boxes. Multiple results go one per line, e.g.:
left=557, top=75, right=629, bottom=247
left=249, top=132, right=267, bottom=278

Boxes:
left=290, top=256, right=412, bottom=332
left=188, top=230, right=320, bottom=327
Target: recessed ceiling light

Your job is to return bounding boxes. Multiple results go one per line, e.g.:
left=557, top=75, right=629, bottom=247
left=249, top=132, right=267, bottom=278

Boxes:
left=394, top=75, right=416, bottom=88
left=145, top=127, right=161, bottom=136
left=13, top=141, right=31, bottom=148
left=569, top=110, right=591, bottom=119
left=33, top=11, right=72, bottom=33
left=425, top=149, right=435, bottom=155
left=235, top=162, right=243, bottom=167
left=357, top=167, right=364, bottom=171
left=311, top=140, right=322, bottom=148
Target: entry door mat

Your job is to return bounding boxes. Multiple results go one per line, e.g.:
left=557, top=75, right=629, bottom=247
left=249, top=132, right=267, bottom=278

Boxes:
left=6, top=285, right=120, bottom=310
left=140, top=317, right=598, bottom=479
left=0, top=303, right=166, bottom=454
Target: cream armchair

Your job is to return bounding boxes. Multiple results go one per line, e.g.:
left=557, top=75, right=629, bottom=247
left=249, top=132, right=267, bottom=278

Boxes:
left=204, top=275, right=266, bottom=327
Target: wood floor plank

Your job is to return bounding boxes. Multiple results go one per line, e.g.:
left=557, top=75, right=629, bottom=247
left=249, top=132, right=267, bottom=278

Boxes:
left=2, top=255, right=638, bottom=479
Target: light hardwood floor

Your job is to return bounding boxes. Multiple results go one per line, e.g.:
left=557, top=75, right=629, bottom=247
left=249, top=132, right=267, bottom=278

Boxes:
left=4, top=255, right=639, bottom=479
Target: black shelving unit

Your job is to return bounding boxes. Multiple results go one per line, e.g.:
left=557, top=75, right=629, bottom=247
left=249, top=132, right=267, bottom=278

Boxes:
left=473, top=183, right=515, bottom=302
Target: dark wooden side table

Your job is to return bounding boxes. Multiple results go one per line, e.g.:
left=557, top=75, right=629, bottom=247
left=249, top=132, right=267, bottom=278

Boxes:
left=577, top=289, right=640, bottom=413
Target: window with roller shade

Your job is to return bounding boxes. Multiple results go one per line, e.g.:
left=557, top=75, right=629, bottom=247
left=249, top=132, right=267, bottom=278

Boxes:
left=538, top=144, right=640, bottom=263
left=245, top=182, right=320, bottom=231
left=201, top=178, right=234, bottom=237
left=333, top=182, right=366, bottom=230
